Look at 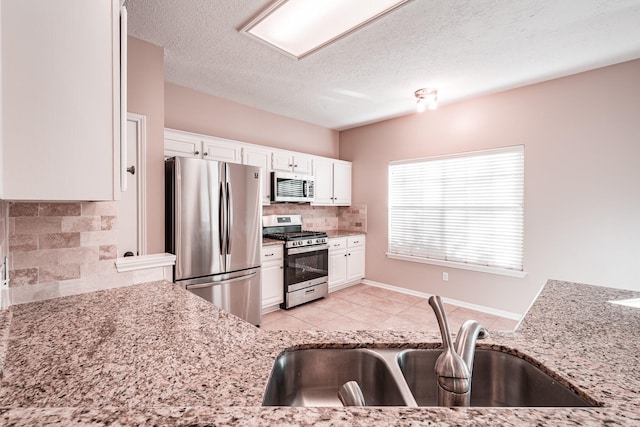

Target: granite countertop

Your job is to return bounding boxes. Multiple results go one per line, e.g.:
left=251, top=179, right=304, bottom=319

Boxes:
left=0, top=280, right=639, bottom=425
left=261, top=237, right=284, bottom=246
left=326, top=230, right=366, bottom=238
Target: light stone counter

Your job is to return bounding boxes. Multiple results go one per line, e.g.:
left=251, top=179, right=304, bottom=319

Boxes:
left=326, top=230, right=366, bottom=238
left=0, top=280, right=638, bottom=425
left=262, top=237, right=284, bottom=246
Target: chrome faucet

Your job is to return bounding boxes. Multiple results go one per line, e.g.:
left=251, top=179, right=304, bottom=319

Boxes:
left=428, top=296, right=489, bottom=406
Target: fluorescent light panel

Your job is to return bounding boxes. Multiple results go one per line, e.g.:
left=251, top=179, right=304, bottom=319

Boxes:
left=241, top=0, right=411, bottom=59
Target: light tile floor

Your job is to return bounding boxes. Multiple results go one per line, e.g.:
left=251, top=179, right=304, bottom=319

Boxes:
left=261, top=283, right=519, bottom=332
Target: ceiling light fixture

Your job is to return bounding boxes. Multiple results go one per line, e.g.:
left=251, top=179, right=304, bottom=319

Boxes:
left=240, top=0, right=413, bottom=60
left=415, top=88, right=438, bottom=112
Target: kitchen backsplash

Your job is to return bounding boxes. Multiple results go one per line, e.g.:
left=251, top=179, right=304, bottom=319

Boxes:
left=263, top=204, right=367, bottom=233
left=8, top=201, right=119, bottom=288
left=3, top=201, right=167, bottom=306
left=1, top=200, right=367, bottom=307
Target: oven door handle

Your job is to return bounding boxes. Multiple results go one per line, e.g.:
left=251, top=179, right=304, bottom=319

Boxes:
left=287, top=243, right=329, bottom=255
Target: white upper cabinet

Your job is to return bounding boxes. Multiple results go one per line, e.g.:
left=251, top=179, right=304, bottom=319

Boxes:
left=242, top=146, right=272, bottom=205
left=163, top=128, right=352, bottom=206
left=312, top=158, right=351, bottom=206
left=201, top=137, right=241, bottom=163
left=164, top=129, right=241, bottom=163
left=271, top=151, right=314, bottom=175
left=1, top=0, right=126, bottom=201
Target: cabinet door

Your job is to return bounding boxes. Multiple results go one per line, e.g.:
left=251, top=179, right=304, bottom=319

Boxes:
left=333, top=161, right=352, bottom=206
left=2, top=0, right=123, bottom=200
left=243, top=147, right=271, bottom=205
left=329, top=250, right=348, bottom=291
left=202, top=137, right=241, bottom=163
left=271, top=151, right=313, bottom=174
left=328, top=238, right=348, bottom=291
left=346, top=235, right=365, bottom=282
left=262, top=263, right=284, bottom=310
left=261, top=245, right=284, bottom=311
left=312, top=157, right=334, bottom=205
left=293, top=155, right=314, bottom=175
left=346, top=246, right=365, bottom=282
left=272, top=152, right=294, bottom=172
left=164, top=133, right=201, bottom=159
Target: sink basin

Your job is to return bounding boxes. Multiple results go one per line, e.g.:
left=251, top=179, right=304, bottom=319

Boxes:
left=262, top=348, right=409, bottom=406
left=263, top=347, right=597, bottom=407
left=397, top=349, right=596, bottom=407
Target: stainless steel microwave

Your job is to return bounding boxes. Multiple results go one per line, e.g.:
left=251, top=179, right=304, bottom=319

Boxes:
left=271, top=171, right=315, bottom=203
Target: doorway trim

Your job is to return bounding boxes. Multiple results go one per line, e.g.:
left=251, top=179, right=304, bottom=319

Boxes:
left=127, top=112, right=147, bottom=255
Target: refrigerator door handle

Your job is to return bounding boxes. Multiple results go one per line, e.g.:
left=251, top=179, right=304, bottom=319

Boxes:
left=226, top=180, right=233, bottom=254
left=185, top=271, right=258, bottom=290
left=218, top=181, right=226, bottom=254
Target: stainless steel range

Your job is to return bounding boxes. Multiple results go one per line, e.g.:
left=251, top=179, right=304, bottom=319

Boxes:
left=263, top=215, right=328, bottom=309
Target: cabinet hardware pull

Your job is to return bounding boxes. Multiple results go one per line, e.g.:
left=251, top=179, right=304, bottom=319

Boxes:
left=265, top=253, right=274, bottom=257
left=194, top=150, right=200, bottom=155
left=127, top=165, right=135, bottom=175
left=204, top=152, right=208, bottom=156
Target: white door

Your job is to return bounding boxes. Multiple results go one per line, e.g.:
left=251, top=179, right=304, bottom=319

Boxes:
left=118, top=114, right=146, bottom=257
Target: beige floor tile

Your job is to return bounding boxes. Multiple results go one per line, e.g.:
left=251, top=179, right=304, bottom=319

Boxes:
left=288, top=304, right=339, bottom=325
left=331, top=283, right=367, bottom=298
left=312, top=296, right=362, bottom=315
left=261, top=310, right=289, bottom=324
left=375, top=315, right=432, bottom=330
left=489, top=316, right=519, bottom=331
left=362, top=286, right=425, bottom=306
left=361, top=295, right=414, bottom=315
left=344, top=306, right=392, bottom=326
left=396, top=304, right=436, bottom=322
left=317, top=316, right=374, bottom=331
left=260, top=284, right=517, bottom=333
left=259, top=315, right=314, bottom=331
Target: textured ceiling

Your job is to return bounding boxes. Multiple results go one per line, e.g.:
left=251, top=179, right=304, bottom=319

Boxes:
left=126, top=0, right=640, bottom=130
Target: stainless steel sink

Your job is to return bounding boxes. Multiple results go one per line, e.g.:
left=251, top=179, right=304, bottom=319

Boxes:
left=263, top=347, right=598, bottom=408
left=397, top=349, right=596, bottom=407
left=262, top=348, right=411, bottom=406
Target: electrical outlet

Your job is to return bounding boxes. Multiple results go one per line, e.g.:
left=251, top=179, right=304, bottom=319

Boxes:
left=442, top=272, right=448, bottom=281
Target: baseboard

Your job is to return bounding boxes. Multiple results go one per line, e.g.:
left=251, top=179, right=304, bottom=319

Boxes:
left=361, top=279, right=521, bottom=320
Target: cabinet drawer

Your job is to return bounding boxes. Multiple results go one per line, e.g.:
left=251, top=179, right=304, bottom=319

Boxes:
left=328, top=237, right=347, bottom=252
left=262, top=245, right=283, bottom=262
left=347, top=235, right=365, bottom=247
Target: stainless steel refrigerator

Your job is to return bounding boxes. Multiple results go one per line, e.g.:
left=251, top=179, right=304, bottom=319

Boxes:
left=165, top=156, right=262, bottom=326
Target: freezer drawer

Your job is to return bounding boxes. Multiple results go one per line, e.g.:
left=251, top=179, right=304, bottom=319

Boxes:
left=183, top=268, right=262, bottom=326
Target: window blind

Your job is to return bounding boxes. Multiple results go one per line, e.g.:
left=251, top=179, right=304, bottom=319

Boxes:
left=388, top=146, right=524, bottom=272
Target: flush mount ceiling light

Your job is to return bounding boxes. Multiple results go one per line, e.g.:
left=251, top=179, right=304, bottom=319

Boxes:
left=415, top=88, right=438, bottom=112
left=240, top=0, right=413, bottom=60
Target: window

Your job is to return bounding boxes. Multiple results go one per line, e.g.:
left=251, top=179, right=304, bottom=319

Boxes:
left=388, top=146, right=525, bottom=277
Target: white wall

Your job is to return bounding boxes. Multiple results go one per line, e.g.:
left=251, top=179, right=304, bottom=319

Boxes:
left=340, top=59, right=640, bottom=315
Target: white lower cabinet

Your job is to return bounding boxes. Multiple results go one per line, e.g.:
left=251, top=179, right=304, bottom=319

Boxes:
left=261, top=244, right=284, bottom=313
left=328, top=235, right=365, bottom=292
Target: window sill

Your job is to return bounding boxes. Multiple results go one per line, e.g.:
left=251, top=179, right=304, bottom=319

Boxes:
left=385, top=253, right=528, bottom=278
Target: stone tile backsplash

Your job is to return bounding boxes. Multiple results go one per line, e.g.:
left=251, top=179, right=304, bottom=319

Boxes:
left=263, top=204, right=367, bottom=233
left=8, top=202, right=119, bottom=288
left=0, top=200, right=367, bottom=307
